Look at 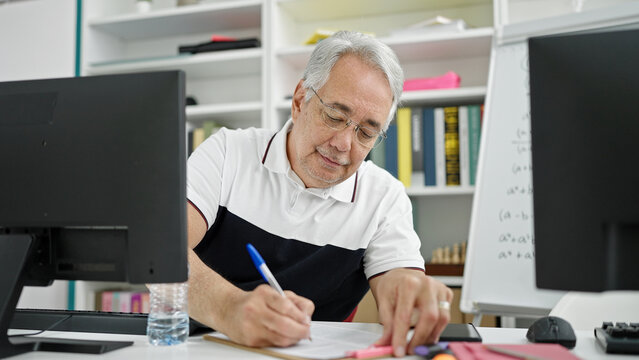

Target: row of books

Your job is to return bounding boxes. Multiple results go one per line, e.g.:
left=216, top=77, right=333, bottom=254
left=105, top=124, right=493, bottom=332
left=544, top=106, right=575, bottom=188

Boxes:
left=96, top=290, right=150, bottom=313
left=188, top=120, right=221, bottom=155
left=369, top=105, right=483, bottom=187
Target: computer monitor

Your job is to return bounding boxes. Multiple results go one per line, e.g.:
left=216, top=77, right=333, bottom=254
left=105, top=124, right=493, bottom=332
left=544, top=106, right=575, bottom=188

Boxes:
left=0, top=71, right=188, bottom=357
left=529, top=28, right=639, bottom=291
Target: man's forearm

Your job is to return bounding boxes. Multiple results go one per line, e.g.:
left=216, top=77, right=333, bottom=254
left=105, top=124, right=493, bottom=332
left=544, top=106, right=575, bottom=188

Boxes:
left=187, top=248, right=245, bottom=330
left=186, top=201, right=245, bottom=330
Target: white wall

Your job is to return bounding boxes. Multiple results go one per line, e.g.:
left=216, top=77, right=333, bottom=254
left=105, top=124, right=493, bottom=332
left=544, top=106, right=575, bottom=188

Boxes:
left=18, top=282, right=69, bottom=310
left=0, top=0, right=76, bottom=81
left=0, top=0, right=77, bottom=309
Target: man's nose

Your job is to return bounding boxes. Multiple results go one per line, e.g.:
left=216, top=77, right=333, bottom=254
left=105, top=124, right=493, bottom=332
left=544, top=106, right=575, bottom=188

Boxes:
left=329, top=125, right=354, bottom=152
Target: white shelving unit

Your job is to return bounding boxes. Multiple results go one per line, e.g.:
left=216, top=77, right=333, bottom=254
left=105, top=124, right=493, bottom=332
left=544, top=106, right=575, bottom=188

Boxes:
left=269, top=1, right=493, bottom=126
left=268, top=0, right=493, bottom=263
left=493, top=0, right=634, bottom=26
left=81, top=0, right=266, bottom=131
left=76, top=0, right=495, bottom=308
left=86, top=48, right=262, bottom=78
left=76, top=0, right=269, bottom=309
left=88, top=0, right=262, bottom=39
left=186, top=101, right=263, bottom=128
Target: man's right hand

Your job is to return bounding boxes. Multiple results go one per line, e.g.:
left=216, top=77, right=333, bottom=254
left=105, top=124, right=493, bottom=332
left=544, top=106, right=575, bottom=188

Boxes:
left=186, top=202, right=314, bottom=348
left=220, top=284, right=314, bottom=347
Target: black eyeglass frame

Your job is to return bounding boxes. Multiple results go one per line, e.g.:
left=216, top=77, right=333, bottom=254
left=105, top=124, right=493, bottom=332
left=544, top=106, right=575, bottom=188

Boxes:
left=309, top=87, right=387, bottom=149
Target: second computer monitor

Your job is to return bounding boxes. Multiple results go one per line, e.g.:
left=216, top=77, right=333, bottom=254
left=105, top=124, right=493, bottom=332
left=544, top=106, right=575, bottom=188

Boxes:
left=529, top=28, right=639, bottom=291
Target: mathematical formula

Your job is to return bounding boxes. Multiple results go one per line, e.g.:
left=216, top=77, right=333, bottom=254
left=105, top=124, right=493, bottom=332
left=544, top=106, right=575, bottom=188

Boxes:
left=499, top=209, right=533, bottom=222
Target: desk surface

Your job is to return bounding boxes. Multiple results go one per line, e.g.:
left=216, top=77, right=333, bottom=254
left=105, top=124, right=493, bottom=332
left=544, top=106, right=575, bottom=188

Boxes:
left=9, top=322, right=639, bottom=359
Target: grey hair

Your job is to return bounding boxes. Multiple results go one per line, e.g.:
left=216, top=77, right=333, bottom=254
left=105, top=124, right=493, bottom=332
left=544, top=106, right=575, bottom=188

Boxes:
left=301, top=30, right=404, bottom=130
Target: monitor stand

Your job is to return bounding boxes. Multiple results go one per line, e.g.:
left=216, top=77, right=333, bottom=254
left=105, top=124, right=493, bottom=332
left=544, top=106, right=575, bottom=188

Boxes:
left=0, top=234, right=132, bottom=359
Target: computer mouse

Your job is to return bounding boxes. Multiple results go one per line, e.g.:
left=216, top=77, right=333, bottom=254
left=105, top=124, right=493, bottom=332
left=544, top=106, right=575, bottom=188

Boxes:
left=526, top=316, right=576, bottom=348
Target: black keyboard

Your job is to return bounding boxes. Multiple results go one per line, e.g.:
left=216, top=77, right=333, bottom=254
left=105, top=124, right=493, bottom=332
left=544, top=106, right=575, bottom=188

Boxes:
left=594, top=321, right=639, bottom=354
left=11, top=308, right=213, bottom=336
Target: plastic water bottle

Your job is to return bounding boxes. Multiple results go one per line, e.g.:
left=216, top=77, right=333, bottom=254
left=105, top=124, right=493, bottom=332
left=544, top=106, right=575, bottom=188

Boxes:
left=147, top=282, right=189, bottom=346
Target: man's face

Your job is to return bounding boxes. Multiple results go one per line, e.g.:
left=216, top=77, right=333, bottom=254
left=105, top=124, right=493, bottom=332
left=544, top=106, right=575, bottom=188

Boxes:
left=288, top=54, right=393, bottom=189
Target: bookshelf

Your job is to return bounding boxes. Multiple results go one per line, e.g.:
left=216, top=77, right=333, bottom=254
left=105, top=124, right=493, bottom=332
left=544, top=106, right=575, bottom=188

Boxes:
left=269, top=0, right=493, bottom=267
left=81, top=0, right=265, bottom=132
left=76, top=0, right=496, bottom=310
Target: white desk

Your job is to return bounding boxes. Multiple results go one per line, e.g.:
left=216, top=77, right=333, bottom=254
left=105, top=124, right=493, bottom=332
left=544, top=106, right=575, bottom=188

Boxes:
left=9, top=322, right=639, bottom=359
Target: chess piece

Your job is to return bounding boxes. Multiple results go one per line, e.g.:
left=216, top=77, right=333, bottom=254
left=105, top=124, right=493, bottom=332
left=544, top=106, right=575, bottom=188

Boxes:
left=443, top=246, right=451, bottom=264
left=452, top=243, right=461, bottom=264
left=461, top=241, right=467, bottom=264
left=431, top=249, right=439, bottom=264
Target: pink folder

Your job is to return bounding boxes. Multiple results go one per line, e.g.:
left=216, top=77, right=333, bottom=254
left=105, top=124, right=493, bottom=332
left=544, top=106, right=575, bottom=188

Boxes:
left=449, top=342, right=581, bottom=360
left=402, top=71, right=460, bottom=91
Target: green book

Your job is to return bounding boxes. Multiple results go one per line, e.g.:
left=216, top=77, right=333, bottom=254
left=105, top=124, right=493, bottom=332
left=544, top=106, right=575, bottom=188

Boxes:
left=468, top=105, right=482, bottom=186
left=369, top=135, right=386, bottom=169
left=203, top=120, right=219, bottom=139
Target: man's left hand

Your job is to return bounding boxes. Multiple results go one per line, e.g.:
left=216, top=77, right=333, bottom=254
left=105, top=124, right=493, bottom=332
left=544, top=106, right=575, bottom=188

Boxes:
left=369, top=268, right=453, bottom=357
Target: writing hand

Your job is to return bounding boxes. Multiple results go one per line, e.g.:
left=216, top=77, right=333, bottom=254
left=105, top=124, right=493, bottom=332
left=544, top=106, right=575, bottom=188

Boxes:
left=370, top=269, right=453, bottom=356
left=223, top=284, right=314, bottom=347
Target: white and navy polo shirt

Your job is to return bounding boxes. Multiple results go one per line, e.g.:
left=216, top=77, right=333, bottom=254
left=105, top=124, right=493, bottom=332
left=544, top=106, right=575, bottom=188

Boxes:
left=187, top=119, right=425, bottom=321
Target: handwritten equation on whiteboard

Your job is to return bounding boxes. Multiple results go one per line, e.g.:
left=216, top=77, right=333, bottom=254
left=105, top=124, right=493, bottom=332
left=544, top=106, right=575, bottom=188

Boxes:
left=495, top=43, right=535, bottom=262
left=461, top=39, right=566, bottom=314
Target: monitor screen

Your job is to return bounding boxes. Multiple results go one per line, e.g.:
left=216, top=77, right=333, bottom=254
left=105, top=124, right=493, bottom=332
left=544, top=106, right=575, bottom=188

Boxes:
left=529, top=28, right=639, bottom=291
left=0, top=71, right=188, bottom=355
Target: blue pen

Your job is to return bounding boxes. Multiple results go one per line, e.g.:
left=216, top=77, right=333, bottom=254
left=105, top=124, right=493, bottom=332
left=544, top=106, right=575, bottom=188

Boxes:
left=247, top=243, right=285, bottom=297
left=247, top=243, right=312, bottom=341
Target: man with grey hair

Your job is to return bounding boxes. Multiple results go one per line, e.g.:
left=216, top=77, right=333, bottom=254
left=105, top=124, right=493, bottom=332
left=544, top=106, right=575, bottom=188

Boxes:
left=186, top=30, right=453, bottom=356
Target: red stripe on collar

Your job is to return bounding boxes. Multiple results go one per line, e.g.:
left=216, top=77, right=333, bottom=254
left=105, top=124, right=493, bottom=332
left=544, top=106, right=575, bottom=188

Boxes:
left=351, top=171, right=358, bottom=203
left=261, top=132, right=278, bottom=165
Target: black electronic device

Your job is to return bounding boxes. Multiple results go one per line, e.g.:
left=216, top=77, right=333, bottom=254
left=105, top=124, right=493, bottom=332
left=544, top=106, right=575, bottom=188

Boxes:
left=0, top=71, right=188, bottom=358
left=595, top=321, right=639, bottom=354
left=526, top=316, right=576, bottom=349
left=178, top=37, right=260, bottom=54
left=440, top=323, right=482, bottom=342
left=10, top=309, right=213, bottom=337
left=529, top=28, right=639, bottom=292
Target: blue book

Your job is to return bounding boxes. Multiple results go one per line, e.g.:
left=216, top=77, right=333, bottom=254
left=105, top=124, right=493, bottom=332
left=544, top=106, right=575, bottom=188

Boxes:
left=422, top=107, right=436, bottom=186
left=384, top=119, right=398, bottom=178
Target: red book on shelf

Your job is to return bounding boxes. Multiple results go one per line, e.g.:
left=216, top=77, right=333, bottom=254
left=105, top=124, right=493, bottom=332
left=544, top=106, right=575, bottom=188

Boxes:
left=101, top=291, right=113, bottom=311
left=210, top=34, right=236, bottom=42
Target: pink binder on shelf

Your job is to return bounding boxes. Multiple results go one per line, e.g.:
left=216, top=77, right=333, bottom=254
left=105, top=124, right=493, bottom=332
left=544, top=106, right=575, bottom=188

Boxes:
left=403, top=71, right=461, bottom=91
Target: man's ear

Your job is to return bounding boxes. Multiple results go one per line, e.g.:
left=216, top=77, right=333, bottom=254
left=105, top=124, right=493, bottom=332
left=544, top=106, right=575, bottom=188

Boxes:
left=291, top=79, right=306, bottom=122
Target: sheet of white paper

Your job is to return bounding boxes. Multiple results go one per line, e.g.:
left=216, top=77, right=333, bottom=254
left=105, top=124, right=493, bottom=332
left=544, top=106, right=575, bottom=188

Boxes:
left=209, top=322, right=385, bottom=360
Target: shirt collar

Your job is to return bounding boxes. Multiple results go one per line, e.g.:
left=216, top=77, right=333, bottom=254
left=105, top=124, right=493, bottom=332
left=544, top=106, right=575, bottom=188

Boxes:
left=260, top=118, right=360, bottom=203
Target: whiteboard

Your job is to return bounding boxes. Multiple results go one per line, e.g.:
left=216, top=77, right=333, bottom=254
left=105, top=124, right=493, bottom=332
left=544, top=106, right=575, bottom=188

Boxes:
left=459, top=40, right=564, bottom=316
left=460, top=3, right=639, bottom=316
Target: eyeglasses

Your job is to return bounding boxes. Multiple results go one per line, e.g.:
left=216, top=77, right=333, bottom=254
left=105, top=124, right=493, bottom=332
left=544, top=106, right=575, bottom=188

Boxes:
left=309, top=88, right=386, bottom=149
